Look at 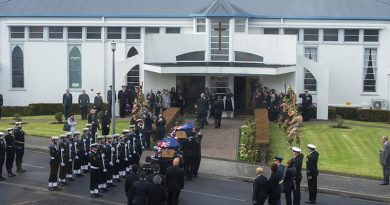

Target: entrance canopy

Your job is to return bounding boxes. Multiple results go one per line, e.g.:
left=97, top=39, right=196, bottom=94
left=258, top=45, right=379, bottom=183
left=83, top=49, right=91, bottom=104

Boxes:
left=144, top=62, right=295, bottom=75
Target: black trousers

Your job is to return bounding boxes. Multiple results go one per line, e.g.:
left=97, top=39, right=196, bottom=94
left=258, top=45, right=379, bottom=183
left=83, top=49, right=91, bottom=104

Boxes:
left=0, top=156, right=5, bottom=176
left=284, top=186, right=293, bottom=205
left=90, top=168, right=99, bottom=192
left=64, top=106, right=71, bottom=119
left=293, top=176, right=301, bottom=205
left=307, top=175, right=317, bottom=202
left=193, top=156, right=201, bottom=177
left=143, top=131, right=151, bottom=149
left=302, top=107, right=311, bottom=122
left=156, top=130, right=165, bottom=141
left=74, top=157, right=81, bottom=171
left=197, top=112, right=207, bottom=129
left=214, top=114, right=222, bottom=128
left=6, top=149, right=15, bottom=173
left=0, top=106, right=2, bottom=119
left=80, top=106, right=88, bottom=120
left=120, top=103, right=126, bottom=117
left=49, top=160, right=59, bottom=183
left=65, top=160, right=73, bottom=177
left=102, top=126, right=110, bottom=136
left=59, top=162, right=66, bottom=180
left=15, top=145, right=24, bottom=169
left=184, top=156, right=194, bottom=178
left=167, top=189, right=181, bottom=205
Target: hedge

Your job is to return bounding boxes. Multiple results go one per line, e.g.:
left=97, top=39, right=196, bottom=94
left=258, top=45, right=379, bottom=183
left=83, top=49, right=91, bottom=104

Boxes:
left=357, top=109, right=390, bottom=122
left=238, top=118, right=259, bottom=162
left=2, top=103, right=109, bottom=117
left=332, top=107, right=359, bottom=120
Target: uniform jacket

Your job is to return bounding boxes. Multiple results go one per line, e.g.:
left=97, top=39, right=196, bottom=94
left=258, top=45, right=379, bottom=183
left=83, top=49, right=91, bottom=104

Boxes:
left=5, top=134, right=15, bottom=151
left=143, top=114, right=153, bottom=132
left=118, top=89, right=127, bottom=104
left=299, top=93, right=313, bottom=107
left=0, top=138, right=6, bottom=158
left=13, top=127, right=25, bottom=147
left=63, top=93, right=73, bottom=107
left=306, top=150, right=319, bottom=176
left=129, top=180, right=152, bottom=205
left=380, top=142, right=390, bottom=166
left=107, top=89, right=116, bottom=104
left=252, top=174, right=268, bottom=202
left=213, top=100, right=224, bottom=115
left=139, top=164, right=154, bottom=176
left=165, top=165, right=185, bottom=191
left=292, top=154, right=304, bottom=177
left=93, top=96, right=103, bottom=109
left=283, top=165, right=296, bottom=191
left=147, top=184, right=167, bottom=205
left=49, top=143, right=59, bottom=162
left=155, top=118, right=166, bottom=132
left=78, top=94, right=90, bottom=107
left=196, top=97, right=209, bottom=114
left=125, top=171, right=140, bottom=196
left=267, top=171, right=283, bottom=197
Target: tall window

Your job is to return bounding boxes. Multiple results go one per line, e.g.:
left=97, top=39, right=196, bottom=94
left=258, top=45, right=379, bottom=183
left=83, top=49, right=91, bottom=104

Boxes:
left=68, top=27, right=82, bottom=39
left=263, top=28, right=279, bottom=34
left=344, top=29, right=359, bottom=42
left=126, top=27, right=141, bottom=39
left=10, top=27, right=25, bottom=39
left=235, top=18, right=246, bottom=32
left=211, top=19, right=229, bottom=61
left=196, top=18, right=206, bottom=33
left=304, top=47, right=318, bottom=91
left=107, top=27, right=122, bottom=39
left=364, top=30, right=379, bottom=42
left=29, top=26, right=43, bottom=39
left=363, top=48, right=377, bottom=92
left=145, top=27, right=160, bottom=34
left=323, top=29, right=338, bottom=42
left=87, top=27, right=101, bottom=39
left=284, top=28, right=299, bottom=41
left=69, top=46, right=82, bottom=88
left=304, top=29, right=319, bottom=41
left=49, top=27, right=63, bottom=39
left=127, top=47, right=138, bottom=58
left=12, top=46, right=24, bottom=88
left=127, top=65, right=140, bottom=87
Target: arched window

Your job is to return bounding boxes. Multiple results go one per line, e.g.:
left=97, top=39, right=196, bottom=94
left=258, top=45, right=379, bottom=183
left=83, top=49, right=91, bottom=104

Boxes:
left=69, top=46, right=82, bottom=88
left=127, top=47, right=138, bottom=58
left=127, top=65, right=139, bottom=87
left=304, top=68, right=317, bottom=91
left=12, top=46, right=24, bottom=88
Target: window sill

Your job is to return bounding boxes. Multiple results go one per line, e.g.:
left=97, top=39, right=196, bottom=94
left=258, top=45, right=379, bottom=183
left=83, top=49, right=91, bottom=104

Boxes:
left=361, top=92, right=379, bottom=96
left=9, top=88, right=27, bottom=91
left=69, top=89, right=83, bottom=92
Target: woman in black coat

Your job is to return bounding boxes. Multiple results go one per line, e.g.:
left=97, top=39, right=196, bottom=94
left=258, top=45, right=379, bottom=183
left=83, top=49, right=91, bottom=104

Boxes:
left=148, top=175, right=167, bottom=205
left=155, top=114, right=166, bottom=141
left=268, top=162, right=282, bottom=205
left=101, top=110, right=111, bottom=135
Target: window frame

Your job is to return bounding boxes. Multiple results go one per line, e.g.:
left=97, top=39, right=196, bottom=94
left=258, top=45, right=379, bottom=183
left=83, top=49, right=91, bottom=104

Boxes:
left=196, top=18, right=206, bottom=33
left=323, top=29, right=338, bottom=42
left=165, top=27, right=181, bottom=34
left=126, top=27, right=141, bottom=39
left=304, top=29, right=319, bottom=42
left=364, top=29, right=379, bottom=42
left=234, top=18, right=246, bottom=33
left=263, top=28, right=279, bottom=35
left=284, top=28, right=300, bottom=41
left=11, top=45, right=25, bottom=88
left=344, top=29, right=360, bottom=42
left=67, top=26, right=82, bottom=39
left=29, top=26, right=44, bottom=39
left=362, top=47, right=378, bottom=93
left=10, top=26, right=25, bottom=39
left=48, top=26, right=64, bottom=40
left=86, top=27, right=101, bottom=40
left=145, top=27, right=160, bottom=34
left=68, top=45, right=82, bottom=89
left=107, top=27, right=122, bottom=40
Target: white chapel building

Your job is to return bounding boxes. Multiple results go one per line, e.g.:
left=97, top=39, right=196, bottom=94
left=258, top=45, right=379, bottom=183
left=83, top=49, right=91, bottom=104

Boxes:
left=1, top=0, right=390, bottom=119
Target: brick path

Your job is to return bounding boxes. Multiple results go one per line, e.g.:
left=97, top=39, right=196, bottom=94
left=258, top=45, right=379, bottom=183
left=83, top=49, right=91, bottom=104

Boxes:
left=187, top=117, right=247, bottom=160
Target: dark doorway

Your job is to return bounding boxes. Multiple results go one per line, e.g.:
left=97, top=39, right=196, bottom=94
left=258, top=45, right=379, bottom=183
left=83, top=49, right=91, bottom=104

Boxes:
left=177, top=76, right=205, bottom=113
left=234, top=76, right=246, bottom=109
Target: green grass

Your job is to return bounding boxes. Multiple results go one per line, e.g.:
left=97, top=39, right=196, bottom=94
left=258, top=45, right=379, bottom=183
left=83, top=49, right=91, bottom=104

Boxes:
left=0, top=115, right=132, bottom=137
left=270, top=122, right=386, bottom=179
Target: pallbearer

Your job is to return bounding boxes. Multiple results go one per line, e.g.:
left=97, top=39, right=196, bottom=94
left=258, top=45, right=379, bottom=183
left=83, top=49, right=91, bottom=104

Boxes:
left=48, top=136, right=61, bottom=191
left=105, top=135, right=116, bottom=188
left=73, top=131, right=83, bottom=177
left=58, top=135, right=69, bottom=185
left=80, top=128, right=90, bottom=172
left=89, top=143, right=102, bottom=198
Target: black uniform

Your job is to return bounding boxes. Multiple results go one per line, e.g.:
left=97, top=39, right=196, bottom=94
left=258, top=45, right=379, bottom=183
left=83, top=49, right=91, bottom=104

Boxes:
left=192, top=136, right=201, bottom=178
left=101, top=113, right=111, bottom=135
left=88, top=113, right=100, bottom=141
left=65, top=139, right=74, bottom=180
left=142, top=112, right=153, bottom=149
left=94, top=95, right=104, bottom=112
left=252, top=174, right=268, bottom=205
left=13, top=127, right=25, bottom=172
left=0, top=136, right=6, bottom=179
left=0, top=94, right=3, bottom=119
left=106, top=142, right=115, bottom=185
left=118, top=89, right=127, bottom=118
left=299, top=93, right=313, bottom=122
left=306, top=150, right=319, bottom=203
left=5, top=132, right=16, bottom=175
left=283, top=165, right=296, bottom=205
left=292, top=154, right=304, bottom=205
left=155, top=117, right=166, bottom=141
left=97, top=143, right=108, bottom=190
left=196, top=97, right=209, bottom=129
left=78, top=93, right=90, bottom=120
left=267, top=170, right=282, bottom=205
left=213, top=99, right=224, bottom=128
left=89, top=150, right=101, bottom=196
left=182, top=137, right=196, bottom=179
left=81, top=133, right=91, bottom=171
left=74, top=138, right=83, bottom=176
left=58, top=140, right=68, bottom=183
left=63, top=92, right=73, bottom=119
left=165, top=165, right=185, bottom=205
left=48, top=143, right=60, bottom=188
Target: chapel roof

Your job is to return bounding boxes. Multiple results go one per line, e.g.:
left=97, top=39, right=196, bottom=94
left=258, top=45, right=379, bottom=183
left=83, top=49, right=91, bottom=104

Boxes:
left=1, top=0, right=390, bottom=20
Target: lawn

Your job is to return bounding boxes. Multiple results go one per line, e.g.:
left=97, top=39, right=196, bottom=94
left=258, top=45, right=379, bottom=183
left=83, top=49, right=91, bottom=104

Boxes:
left=270, top=122, right=388, bottom=179
left=0, top=115, right=132, bottom=137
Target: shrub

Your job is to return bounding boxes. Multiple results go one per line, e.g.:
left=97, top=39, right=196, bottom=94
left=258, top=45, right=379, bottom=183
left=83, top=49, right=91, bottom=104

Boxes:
left=335, top=115, right=344, bottom=128
left=2, top=106, right=33, bottom=117
left=334, top=107, right=359, bottom=120
left=357, top=109, right=390, bottom=122
left=328, top=107, right=336, bottom=120
left=54, top=112, right=63, bottom=123
left=13, top=113, right=22, bottom=122
left=238, top=118, right=259, bottom=162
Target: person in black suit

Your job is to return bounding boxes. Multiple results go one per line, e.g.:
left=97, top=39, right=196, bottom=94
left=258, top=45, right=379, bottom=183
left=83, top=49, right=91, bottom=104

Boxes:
left=196, top=93, right=209, bottom=129
left=165, top=157, right=185, bottom=205
left=107, top=85, right=116, bottom=117
left=380, top=136, right=390, bottom=185
left=299, top=90, right=313, bottom=122
left=252, top=167, right=268, bottom=205
left=147, top=175, right=167, bottom=205
left=14, top=122, right=25, bottom=173
left=101, top=110, right=111, bottom=135
left=94, top=92, right=104, bottom=112
left=63, top=89, right=73, bottom=119
left=129, top=171, right=152, bottom=205
left=126, top=165, right=140, bottom=205
left=182, top=136, right=196, bottom=180
left=283, top=159, right=296, bottom=205
left=0, top=94, right=3, bottom=120
left=306, top=144, right=319, bottom=204
left=118, top=85, right=128, bottom=118
left=147, top=164, right=167, bottom=188
left=268, top=162, right=282, bottom=205
left=213, top=96, right=224, bottom=128
left=78, top=90, right=90, bottom=120
left=155, top=114, right=166, bottom=141
left=5, top=128, right=16, bottom=177
left=142, top=111, right=153, bottom=149
left=291, top=147, right=303, bottom=205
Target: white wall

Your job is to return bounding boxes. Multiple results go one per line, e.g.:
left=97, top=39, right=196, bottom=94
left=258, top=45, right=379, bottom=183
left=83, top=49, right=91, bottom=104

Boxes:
left=143, top=71, right=176, bottom=93
left=260, top=73, right=296, bottom=94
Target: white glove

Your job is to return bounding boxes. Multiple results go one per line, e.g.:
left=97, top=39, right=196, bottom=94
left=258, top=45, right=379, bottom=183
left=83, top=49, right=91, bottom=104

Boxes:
left=111, top=147, right=115, bottom=151
left=102, top=154, right=105, bottom=158
left=61, top=163, right=65, bottom=166
left=50, top=157, right=55, bottom=160
left=103, top=169, right=107, bottom=173
left=85, top=152, right=88, bottom=156
left=109, top=162, right=113, bottom=166
left=75, top=156, right=79, bottom=160
left=61, top=148, right=64, bottom=152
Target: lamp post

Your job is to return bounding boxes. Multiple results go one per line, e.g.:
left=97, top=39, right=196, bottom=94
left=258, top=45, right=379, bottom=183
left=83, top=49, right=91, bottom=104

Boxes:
left=111, top=41, right=116, bottom=134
